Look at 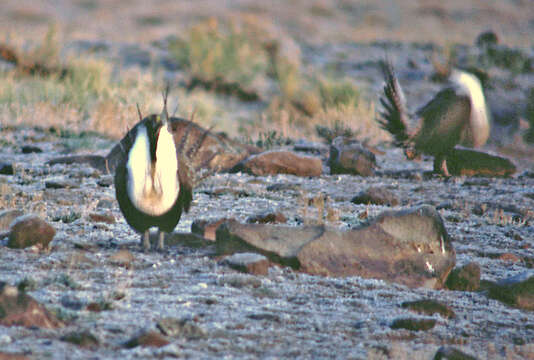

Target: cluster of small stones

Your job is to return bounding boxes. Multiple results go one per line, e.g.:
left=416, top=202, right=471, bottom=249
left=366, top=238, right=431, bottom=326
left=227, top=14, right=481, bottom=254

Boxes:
left=0, top=113, right=532, bottom=358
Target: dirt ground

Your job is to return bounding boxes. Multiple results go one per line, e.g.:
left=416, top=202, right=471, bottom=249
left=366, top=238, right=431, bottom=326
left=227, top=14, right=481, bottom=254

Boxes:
left=1, top=1, right=533, bottom=359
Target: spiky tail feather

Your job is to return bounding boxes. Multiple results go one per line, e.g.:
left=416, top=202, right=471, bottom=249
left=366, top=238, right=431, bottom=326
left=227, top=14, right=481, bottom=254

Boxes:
left=176, top=112, right=220, bottom=186
left=378, top=61, right=412, bottom=148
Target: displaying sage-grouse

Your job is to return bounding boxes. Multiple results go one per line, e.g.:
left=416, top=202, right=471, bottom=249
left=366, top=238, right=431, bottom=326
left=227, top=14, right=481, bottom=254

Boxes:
left=378, top=61, right=490, bottom=176
left=114, top=89, right=212, bottom=251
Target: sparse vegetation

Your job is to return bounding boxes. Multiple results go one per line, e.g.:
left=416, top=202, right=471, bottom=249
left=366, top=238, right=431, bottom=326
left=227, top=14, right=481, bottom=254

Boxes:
left=166, top=17, right=383, bottom=143
left=169, top=18, right=269, bottom=98
left=249, top=130, right=293, bottom=150
left=0, top=18, right=385, bottom=145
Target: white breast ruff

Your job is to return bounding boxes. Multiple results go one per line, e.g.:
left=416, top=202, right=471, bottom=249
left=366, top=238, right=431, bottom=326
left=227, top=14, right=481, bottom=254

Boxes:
left=450, top=70, right=490, bottom=148
left=127, top=125, right=179, bottom=216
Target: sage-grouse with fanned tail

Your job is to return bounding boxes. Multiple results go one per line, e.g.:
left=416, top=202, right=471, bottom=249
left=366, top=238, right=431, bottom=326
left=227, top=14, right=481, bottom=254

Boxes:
left=114, top=87, right=216, bottom=251
left=378, top=61, right=490, bottom=176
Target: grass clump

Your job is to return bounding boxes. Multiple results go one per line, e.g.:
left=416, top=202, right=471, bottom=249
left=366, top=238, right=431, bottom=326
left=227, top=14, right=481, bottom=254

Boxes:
left=169, top=18, right=269, bottom=91
left=250, top=130, right=293, bottom=150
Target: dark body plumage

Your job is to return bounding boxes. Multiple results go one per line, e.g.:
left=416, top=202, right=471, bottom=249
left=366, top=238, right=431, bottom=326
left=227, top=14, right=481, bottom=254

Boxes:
left=379, top=61, right=489, bottom=176
left=114, top=115, right=193, bottom=237
left=113, top=86, right=221, bottom=251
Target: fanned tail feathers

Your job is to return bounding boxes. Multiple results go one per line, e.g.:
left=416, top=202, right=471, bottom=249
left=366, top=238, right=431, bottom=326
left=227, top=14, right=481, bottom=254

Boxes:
left=378, top=61, right=412, bottom=148
left=177, top=111, right=220, bottom=186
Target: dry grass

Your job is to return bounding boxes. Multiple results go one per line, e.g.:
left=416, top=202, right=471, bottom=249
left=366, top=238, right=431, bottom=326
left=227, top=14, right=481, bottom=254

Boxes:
left=0, top=7, right=510, bottom=146
left=169, top=17, right=270, bottom=88
left=0, top=61, right=146, bottom=139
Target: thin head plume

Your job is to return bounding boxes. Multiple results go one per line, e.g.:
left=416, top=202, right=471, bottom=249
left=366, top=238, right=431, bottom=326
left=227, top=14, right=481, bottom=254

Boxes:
left=160, top=83, right=171, bottom=124
left=190, top=107, right=197, bottom=123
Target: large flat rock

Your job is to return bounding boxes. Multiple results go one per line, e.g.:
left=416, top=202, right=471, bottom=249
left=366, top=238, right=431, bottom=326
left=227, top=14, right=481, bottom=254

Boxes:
left=216, top=205, right=455, bottom=289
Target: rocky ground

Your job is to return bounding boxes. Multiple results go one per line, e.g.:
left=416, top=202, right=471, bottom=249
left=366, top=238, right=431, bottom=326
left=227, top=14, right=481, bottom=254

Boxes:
left=1, top=1, right=534, bottom=359
left=0, top=120, right=533, bottom=359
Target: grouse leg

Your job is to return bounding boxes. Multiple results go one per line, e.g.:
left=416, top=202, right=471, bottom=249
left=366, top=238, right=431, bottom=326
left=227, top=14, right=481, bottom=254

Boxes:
left=434, top=155, right=451, bottom=177
left=157, top=230, right=165, bottom=251
left=142, top=230, right=151, bottom=251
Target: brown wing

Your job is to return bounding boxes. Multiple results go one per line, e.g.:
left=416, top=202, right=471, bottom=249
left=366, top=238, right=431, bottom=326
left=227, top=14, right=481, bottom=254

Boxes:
left=414, top=87, right=471, bottom=155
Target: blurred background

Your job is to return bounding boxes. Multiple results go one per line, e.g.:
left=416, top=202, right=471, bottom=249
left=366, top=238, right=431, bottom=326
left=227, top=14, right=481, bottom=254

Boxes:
left=1, top=0, right=533, bottom=159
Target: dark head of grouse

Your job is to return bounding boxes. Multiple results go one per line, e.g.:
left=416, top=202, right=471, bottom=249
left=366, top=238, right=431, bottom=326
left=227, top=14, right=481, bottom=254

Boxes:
left=114, top=88, right=195, bottom=251
left=378, top=60, right=490, bottom=176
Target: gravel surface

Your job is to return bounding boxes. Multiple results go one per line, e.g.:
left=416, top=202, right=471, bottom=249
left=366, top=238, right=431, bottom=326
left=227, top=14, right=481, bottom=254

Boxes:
left=0, top=125, right=533, bottom=359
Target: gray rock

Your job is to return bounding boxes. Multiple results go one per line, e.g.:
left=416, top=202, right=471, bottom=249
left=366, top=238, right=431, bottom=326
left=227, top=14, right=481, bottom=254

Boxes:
left=351, top=186, right=399, bottom=206
left=328, top=136, right=376, bottom=176
left=215, top=205, right=455, bottom=289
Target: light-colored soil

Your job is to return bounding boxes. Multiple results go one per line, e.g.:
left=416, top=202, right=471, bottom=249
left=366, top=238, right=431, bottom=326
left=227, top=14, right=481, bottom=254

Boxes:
left=1, top=0, right=533, bottom=47
left=1, top=1, right=533, bottom=359
left=0, top=126, right=533, bottom=359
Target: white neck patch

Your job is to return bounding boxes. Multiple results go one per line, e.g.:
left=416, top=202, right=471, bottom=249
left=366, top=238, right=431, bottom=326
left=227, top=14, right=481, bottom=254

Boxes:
left=450, top=70, right=490, bottom=147
left=126, top=124, right=179, bottom=216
